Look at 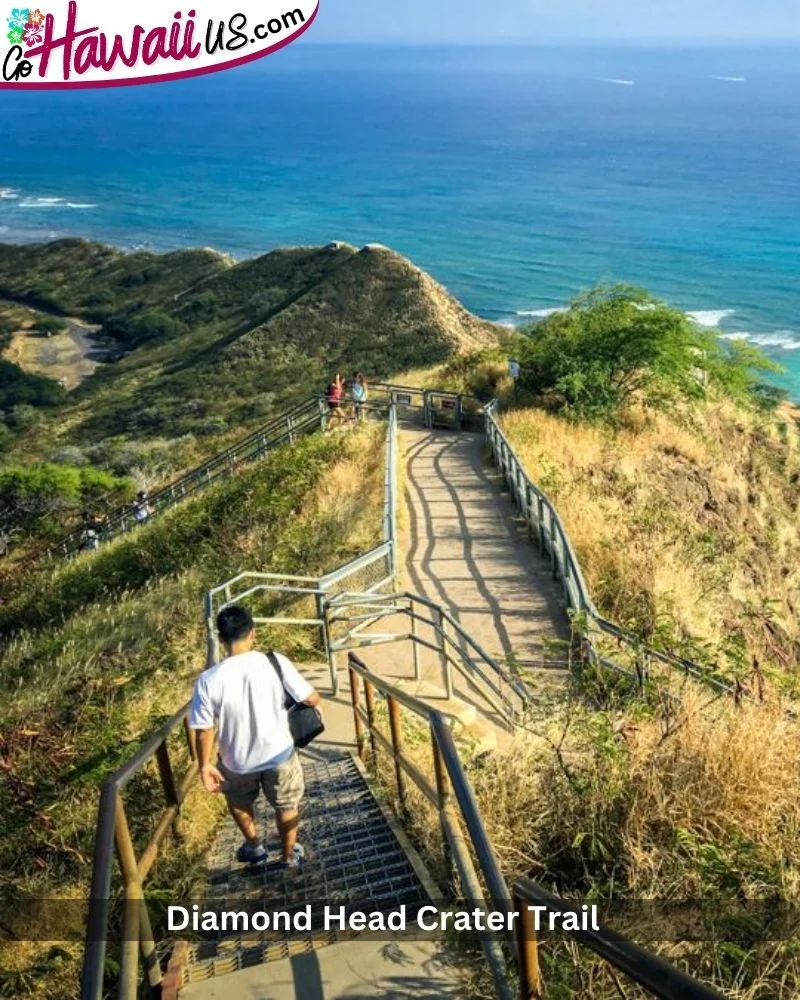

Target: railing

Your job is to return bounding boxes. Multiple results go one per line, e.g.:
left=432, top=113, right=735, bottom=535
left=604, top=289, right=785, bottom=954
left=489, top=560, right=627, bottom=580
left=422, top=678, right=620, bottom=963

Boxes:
left=203, top=407, right=400, bottom=688
left=81, top=703, right=197, bottom=1000
left=51, top=396, right=326, bottom=559
left=327, top=590, right=529, bottom=721
left=49, top=384, right=477, bottom=562
left=347, top=652, right=725, bottom=1000
left=484, top=400, right=739, bottom=702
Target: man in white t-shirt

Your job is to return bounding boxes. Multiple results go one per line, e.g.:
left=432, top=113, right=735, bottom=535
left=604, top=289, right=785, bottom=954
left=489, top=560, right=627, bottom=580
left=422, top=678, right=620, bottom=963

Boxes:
left=189, top=605, right=321, bottom=868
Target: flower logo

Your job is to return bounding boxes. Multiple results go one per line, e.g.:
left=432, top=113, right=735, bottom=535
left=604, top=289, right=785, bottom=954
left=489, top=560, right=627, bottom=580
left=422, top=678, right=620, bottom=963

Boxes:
left=6, top=7, right=30, bottom=31
left=23, top=21, right=41, bottom=44
left=7, top=7, right=47, bottom=47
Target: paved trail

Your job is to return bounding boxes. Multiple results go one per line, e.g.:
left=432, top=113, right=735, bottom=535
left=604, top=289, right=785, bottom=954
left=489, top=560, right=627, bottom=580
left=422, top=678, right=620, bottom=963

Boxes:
left=401, top=427, right=570, bottom=686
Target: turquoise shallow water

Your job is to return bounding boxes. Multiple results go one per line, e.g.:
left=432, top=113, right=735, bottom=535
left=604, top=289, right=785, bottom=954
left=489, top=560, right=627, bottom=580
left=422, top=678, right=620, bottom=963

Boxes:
left=0, top=44, right=799, bottom=392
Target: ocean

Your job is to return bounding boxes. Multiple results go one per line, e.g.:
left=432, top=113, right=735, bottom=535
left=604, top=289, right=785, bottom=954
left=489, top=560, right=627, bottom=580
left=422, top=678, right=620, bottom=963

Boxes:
left=1, top=43, right=799, bottom=393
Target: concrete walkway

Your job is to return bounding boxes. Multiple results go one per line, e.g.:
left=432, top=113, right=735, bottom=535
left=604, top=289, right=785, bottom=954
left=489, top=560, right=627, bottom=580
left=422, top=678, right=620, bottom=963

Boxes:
left=400, top=427, right=570, bottom=687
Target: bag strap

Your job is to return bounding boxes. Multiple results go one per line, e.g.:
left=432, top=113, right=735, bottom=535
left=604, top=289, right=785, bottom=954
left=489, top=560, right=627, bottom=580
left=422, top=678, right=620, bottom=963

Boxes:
left=267, top=651, right=294, bottom=709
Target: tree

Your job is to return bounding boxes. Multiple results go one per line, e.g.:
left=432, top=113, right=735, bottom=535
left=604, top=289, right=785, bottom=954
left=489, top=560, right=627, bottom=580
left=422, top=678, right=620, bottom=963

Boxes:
left=0, top=464, right=131, bottom=544
left=517, top=285, right=781, bottom=421
left=0, top=362, right=66, bottom=409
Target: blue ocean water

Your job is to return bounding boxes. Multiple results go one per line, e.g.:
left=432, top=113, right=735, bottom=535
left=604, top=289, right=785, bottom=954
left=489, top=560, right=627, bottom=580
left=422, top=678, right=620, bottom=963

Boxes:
left=1, top=44, right=799, bottom=392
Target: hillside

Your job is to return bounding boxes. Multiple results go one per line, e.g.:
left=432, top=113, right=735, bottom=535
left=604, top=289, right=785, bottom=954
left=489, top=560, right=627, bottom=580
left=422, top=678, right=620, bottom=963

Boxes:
left=500, top=401, right=800, bottom=691
left=0, top=238, right=497, bottom=555
left=0, top=424, right=386, bottom=999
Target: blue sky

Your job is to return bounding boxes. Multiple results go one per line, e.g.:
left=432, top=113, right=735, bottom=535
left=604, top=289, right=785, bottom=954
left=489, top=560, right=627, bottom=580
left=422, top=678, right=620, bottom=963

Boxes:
left=310, top=0, right=799, bottom=43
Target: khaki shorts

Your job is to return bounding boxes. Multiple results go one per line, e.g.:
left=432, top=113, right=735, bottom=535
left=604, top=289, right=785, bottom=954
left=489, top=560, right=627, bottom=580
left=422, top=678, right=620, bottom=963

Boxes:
left=219, top=753, right=305, bottom=812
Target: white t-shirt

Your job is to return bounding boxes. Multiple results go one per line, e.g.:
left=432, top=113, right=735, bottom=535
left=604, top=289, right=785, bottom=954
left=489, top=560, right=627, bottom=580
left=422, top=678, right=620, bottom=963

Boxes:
left=189, top=650, right=314, bottom=775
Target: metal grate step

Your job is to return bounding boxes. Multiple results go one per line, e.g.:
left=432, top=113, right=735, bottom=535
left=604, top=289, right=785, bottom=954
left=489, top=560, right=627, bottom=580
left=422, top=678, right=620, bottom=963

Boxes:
left=178, top=753, right=433, bottom=985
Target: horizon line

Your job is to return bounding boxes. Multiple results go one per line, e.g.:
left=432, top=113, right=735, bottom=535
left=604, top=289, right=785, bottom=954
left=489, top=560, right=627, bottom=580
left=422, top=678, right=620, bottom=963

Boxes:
left=300, top=37, right=800, bottom=47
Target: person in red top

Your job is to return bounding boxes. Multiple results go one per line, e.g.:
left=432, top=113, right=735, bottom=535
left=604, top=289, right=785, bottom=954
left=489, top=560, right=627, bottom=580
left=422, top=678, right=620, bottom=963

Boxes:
left=325, top=373, right=345, bottom=429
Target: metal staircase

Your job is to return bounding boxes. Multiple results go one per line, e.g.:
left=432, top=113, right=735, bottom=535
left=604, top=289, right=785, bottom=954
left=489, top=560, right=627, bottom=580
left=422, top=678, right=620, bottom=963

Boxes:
left=173, top=753, right=436, bottom=992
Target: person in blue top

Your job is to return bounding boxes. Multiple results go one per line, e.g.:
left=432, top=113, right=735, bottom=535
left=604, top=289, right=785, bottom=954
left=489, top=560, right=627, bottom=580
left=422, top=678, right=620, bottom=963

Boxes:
left=351, top=372, right=368, bottom=422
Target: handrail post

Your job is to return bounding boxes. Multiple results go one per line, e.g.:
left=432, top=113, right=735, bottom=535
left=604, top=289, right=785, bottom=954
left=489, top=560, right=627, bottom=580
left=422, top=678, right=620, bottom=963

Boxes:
left=438, top=609, right=453, bottom=700
left=323, top=600, right=339, bottom=696
left=387, top=695, right=408, bottom=812
left=431, top=730, right=453, bottom=879
left=115, top=796, right=160, bottom=997
left=410, top=598, right=421, bottom=680
left=349, top=666, right=365, bottom=758
left=364, top=678, right=378, bottom=760
left=155, top=740, right=182, bottom=838
left=514, top=888, right=542, bottom=999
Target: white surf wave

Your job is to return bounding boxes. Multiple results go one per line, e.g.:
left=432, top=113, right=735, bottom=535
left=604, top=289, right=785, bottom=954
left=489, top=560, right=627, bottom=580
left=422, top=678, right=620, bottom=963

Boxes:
left=687, top=309, right=735, bottom=328
left=515, top=307, right=567, bottom=318
left=0, top=187, right=20, bottom=200
left=721, top=331, right=800, bottom=350
left=600, top=78, right=635, bottom=86
left=711, top=76, right=746, bottom=83
left=18, top=196, right=95, bottom=210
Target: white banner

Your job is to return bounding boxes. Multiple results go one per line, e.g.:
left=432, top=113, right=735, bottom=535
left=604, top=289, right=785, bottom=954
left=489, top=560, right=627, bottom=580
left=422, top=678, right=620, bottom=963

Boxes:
left=1, top=1, right=318, bottom=88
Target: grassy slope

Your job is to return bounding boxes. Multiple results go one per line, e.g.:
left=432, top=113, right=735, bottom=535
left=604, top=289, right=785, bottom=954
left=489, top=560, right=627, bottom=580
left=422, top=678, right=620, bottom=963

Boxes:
left=499, top=400, right=800, bottom=694
left=0, top=239, right=497, bottom=451
left=0, top=423, right=385, bottom=999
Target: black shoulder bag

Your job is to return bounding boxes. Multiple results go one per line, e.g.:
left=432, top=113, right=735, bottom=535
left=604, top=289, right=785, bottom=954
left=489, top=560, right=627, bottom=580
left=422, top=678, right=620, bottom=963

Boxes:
left=267, top=652, right=325, bottom=749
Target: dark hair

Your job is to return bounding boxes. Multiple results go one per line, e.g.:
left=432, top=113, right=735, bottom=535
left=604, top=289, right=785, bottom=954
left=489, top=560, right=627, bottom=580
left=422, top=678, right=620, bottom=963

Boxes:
left=217, top=605, right=254, bottom=645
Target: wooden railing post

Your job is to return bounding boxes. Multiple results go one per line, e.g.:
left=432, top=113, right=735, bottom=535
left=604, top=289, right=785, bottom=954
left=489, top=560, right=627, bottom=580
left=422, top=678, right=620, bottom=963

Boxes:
left=349, top=666, right=365, bottom=758
left=364, top=678, right=378, bottom=760
left=183, top=716, right=196, bottom=760
left=155, top=740, right=182, bottom=838
left=387, top=696, right=407, bottom=812
left=115, top=796, right=161, bottom=998
left=514, top=888, right=542, bottom=999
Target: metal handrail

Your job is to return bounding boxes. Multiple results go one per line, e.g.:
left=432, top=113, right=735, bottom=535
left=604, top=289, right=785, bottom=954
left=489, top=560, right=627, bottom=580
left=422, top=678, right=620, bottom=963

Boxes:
left=513, top=879, right=725, bottom=1000
left=326, top=589, right=528, bottom=720
left=347, top=652, right=724, bottom=1000
left=52, top=397, right=325, bottom=558
left=51, top=384, right=475, bottom=561
left=81, top=701, right=196, bottom=1000
left=347, top=652, right=514, bottom=1000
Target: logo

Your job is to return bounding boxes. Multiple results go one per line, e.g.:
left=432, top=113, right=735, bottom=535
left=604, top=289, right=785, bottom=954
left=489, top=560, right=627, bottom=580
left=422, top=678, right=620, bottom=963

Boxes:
left=1, top=1, right=318, bottom=89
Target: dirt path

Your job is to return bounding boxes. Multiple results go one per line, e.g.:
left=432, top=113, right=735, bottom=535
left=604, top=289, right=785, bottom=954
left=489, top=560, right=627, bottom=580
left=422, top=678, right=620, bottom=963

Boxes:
left=7, top=315, right=104, bottom=389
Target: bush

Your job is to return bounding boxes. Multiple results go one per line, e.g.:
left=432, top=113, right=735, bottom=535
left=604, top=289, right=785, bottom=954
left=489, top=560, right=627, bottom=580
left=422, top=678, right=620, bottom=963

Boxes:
left=0, top=464, right=131, bottom=536
left=34, top=316, right=68, bottom=336
left=516, top=285, right=781, bottom=422
left=197, top=416, right=227, bottom=436
left=103, top=309, right=188, bottom=349
left=49, top=445, right=89, bottom=468
left=9, top=403, right=45, bottom=430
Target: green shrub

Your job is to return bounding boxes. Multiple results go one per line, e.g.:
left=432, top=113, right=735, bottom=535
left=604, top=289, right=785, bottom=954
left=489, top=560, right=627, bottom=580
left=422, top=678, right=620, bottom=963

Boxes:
left=35, top=315, right=68, bottom=335
left=103, top=309, right=188, bottom=348
left=516, top=285, right=781, bottom=422
left=0, top=464, right=131, bottom=537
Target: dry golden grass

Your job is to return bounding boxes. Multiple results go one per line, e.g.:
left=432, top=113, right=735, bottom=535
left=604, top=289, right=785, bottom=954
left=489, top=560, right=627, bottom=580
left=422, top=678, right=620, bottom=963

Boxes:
left=365, top=685, right=800, bottom=998
left=499, top=402, right=800, bottom=693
